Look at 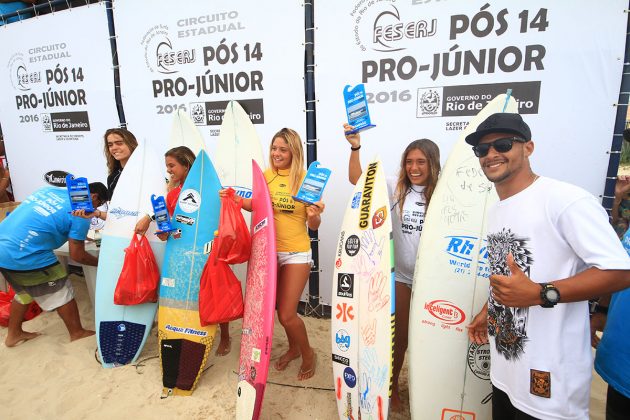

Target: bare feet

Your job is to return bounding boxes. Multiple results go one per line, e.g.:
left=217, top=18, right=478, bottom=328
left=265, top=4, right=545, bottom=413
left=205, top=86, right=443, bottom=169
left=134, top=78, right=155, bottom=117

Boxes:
left=297, top=348, right=317, bottom=381
left=273, top=349, right=300, bottom=371
left=5, top=330, right=40, bottom=347
left=215, top=337, right=232, bottom=356
left=69, top=329, right=95, bottom=342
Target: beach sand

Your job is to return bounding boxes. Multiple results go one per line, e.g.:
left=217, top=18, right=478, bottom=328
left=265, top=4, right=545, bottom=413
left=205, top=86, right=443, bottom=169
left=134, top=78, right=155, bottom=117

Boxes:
left=0, top=275, right=607, bottom=419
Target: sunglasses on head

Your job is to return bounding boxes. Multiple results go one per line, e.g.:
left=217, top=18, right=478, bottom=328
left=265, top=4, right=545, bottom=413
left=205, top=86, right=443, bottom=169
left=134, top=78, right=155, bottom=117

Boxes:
left=472, top=137, right=527, bottom=157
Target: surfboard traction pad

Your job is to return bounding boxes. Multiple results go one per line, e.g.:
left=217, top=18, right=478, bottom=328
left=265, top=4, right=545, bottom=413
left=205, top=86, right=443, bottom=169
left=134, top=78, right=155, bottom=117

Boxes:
left=158, top=330, right=215, bottom=396
left=99, top=320, right=147, bottom=366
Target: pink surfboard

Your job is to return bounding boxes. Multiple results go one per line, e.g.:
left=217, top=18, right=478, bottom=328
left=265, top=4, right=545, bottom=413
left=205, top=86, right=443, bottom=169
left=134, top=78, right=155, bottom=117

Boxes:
left=235, top=160, right=277, bottom=420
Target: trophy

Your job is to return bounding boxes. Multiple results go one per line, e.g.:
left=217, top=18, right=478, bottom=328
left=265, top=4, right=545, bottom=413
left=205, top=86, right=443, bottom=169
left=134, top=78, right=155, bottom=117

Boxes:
left=292, top=161, right=331, bottom=205
left=66, top=174, right=94, bottom=213
left=343, top=84, right=376, bottom=134
left=151, top=194, right=176, bottom=234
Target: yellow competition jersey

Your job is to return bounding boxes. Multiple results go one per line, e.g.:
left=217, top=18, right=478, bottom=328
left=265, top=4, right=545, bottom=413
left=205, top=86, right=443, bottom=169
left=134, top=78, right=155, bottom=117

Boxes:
left=264, top=168, right=310, bottom=252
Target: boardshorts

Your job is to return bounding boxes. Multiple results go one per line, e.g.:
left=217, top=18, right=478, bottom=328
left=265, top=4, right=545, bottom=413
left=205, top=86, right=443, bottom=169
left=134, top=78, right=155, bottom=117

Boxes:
left=0, top=263, right=73, bottom=311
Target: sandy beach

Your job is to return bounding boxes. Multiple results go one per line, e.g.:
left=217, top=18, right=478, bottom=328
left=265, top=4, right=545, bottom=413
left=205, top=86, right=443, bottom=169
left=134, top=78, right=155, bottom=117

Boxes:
left=0, top=275, right=608, bottom=420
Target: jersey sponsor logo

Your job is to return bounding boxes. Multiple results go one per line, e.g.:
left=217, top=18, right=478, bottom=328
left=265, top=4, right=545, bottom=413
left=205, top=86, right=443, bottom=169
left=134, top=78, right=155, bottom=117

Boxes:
left=332, top=354, right=350, bottom=366
left=359, top=162, right=378, bottom=229
left=351, top=192, right=362, bottom=209
left=336, top=302, right=355, bottom=322
left=424, top=299, right=466, bottom=325
left=343, top=367, right=357, bottom=388
left=337, top=273, right=354, bottom=298
left=467, top=342, right=491, bottom=380
left=345, top=234, right=360, bottom=257
left=372, top=206, right=387, bottom=229
left=335, top=329, right=351, bottom=352
left=178, top=189, right=201, bottom=213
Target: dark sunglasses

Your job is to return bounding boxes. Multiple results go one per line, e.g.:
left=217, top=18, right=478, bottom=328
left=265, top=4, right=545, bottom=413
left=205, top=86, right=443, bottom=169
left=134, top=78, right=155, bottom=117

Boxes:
left=472, top=137, right=527, bottom=157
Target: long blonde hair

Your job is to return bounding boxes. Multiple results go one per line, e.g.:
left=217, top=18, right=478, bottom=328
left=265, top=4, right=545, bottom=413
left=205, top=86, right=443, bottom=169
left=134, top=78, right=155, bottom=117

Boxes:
left=103, top=128, right=138, bottom=175
left=268, top=128, right=305, bottom=196
left=394, top=139, right=441, bottom=216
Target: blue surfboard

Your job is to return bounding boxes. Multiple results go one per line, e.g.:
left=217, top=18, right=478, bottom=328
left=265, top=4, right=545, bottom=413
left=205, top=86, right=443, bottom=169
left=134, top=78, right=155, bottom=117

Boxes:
left=157, top=149, right=221, bottom=396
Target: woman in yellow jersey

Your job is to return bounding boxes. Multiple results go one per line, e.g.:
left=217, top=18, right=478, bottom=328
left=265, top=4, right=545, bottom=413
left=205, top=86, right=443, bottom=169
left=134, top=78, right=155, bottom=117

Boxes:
left=224, top=128, right=324, bottom=380
left=265, top=128, right=324, bottom=381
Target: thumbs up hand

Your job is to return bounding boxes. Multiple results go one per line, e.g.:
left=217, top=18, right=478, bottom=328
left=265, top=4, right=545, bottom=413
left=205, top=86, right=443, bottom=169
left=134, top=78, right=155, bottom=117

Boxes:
left=489, top=253, right=541, bottom=308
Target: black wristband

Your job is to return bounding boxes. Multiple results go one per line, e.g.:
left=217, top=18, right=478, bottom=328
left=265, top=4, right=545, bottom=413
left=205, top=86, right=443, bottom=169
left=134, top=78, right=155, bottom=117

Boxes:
left=351, top=145, right=361, bottom=151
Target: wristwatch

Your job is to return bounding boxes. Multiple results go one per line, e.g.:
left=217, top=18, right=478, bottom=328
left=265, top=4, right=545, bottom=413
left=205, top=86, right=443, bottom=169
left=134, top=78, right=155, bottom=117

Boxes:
left=589, top=300, right=609, bottom=315
left=540, top=283, right=560, bottom=308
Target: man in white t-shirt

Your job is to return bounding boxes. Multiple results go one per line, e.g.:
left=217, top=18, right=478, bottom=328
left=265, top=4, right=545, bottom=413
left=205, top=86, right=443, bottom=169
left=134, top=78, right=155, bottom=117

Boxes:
left=465, top=112, right=630, bottom=420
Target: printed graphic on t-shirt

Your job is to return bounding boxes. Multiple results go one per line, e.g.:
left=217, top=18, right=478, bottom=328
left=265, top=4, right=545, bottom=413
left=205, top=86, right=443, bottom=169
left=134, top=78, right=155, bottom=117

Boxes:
left=400, top=203, right=425, bottom=235
left=270, top=187, right=295, bottom=214
left=487, top=228, right=534, bottom=361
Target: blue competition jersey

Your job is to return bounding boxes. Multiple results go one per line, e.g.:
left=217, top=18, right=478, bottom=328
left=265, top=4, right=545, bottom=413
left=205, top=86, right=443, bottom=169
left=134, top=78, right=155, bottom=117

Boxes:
left=0, top=186, right=90, bottom=270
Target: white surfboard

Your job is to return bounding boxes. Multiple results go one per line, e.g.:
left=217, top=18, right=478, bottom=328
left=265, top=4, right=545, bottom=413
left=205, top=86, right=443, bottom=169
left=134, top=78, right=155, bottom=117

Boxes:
left=215, top=100, right=265, bottom=198
left=215, top=100, right=265, bottom=282
left=408, top=94, right=518, bottom=419
left=95, top=141, right=167, bottom=368
left=169, top=109, right=205, bottom=155
left=331, top=158, right=394, bottom=420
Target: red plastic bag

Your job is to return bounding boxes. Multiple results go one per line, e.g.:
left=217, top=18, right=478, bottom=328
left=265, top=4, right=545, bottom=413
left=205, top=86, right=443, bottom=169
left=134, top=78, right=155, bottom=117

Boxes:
left=199, top=245, right=244, bottom=326
left=114, top=234, right=160, bottom=305
left=0, top=285, right=43, bottom=327
left=214, top=188, right=251, bottom=264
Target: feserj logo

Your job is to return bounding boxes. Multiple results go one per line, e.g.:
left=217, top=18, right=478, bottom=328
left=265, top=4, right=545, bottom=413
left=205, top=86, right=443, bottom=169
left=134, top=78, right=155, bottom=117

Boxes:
left=43, top=170, right=70, bottom=186
left=424, top=299, right=466, bottom=325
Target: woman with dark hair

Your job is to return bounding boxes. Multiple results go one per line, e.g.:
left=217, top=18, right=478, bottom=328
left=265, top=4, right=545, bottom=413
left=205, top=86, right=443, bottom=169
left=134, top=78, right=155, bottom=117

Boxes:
left=72, top=128, right=138, bottom=221
left=344, top=123, right=441, bottom=411
left=103, top=128, right=138, bottom=201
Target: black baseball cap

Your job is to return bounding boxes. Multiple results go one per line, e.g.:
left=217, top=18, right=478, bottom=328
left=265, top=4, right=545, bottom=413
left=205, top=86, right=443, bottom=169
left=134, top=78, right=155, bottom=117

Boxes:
left=465, top=113, right=531, bottom=146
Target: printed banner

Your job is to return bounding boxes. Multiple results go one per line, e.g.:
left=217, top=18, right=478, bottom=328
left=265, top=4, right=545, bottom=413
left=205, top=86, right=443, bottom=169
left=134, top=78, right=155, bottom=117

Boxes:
left=0, top=3, right=120, bottom=200
left=314, top=0, right=627, bottom=305
left=114, top=0, right=305, bottom=157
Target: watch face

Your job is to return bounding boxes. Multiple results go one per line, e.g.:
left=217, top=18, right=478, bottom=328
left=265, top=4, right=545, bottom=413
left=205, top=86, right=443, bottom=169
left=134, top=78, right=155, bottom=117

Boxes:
left=545, top=288, right=560, bottom=303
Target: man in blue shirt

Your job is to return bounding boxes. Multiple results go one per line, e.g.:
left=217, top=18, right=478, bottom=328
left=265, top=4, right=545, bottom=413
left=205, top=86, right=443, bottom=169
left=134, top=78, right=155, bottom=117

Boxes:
left=0, top=182, right=107, bottom=347
left=592, top=179, right=630, bottom=419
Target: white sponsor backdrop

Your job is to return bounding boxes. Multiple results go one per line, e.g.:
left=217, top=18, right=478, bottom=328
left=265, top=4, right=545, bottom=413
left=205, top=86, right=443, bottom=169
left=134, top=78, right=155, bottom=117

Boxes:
left=0, top=3, right=119, bottom=200
left=315, top=1, right=627, bottom=305
left=113, top=0, right=306, bottom=158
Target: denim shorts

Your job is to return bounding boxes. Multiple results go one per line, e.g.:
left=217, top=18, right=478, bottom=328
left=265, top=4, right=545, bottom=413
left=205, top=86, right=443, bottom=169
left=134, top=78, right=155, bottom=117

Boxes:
left=277, top=250, right=313, bottom=267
